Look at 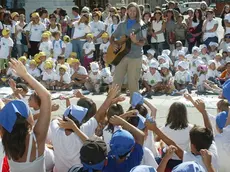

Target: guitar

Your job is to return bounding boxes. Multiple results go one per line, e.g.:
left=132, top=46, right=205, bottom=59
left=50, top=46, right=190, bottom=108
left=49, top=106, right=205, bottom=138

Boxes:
left=105, top=22, right=150, bottom=66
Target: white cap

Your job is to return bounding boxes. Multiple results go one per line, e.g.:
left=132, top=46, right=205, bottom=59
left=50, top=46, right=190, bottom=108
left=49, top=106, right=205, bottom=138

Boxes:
left=157, top=55, right=166, bottom=61
left=227, top=47, right=230, bottom=52
left=185, top=54, right=192, bottom=59
left=209, top=42, right=218, bottom=47
left=162, top=49, right=171, bottom=56
left=208, top=60, right=215, bottom=66
left=178, top=61, right=189, bottom=70
left=160, top=62, right=169, bottom=69
left=187, top=8, right=194, bottom=12
left=101, top=67, right=111, bottom=76
left=81, top=6, right=90, bottom=13
left=199, top=44, right=207, bottom=50
left=142, top=64, right=149, bottom=71
left=178, top=50, right=185, bottom=57
left=192, top=46, right=200, bottom=52
left=195, top=60, right=204, bottom=67
left=90, top=62, right=99, bottom=72
left=147, top=49, right=155, bottom=56
left=142, top=55, right=148, bottom=63
left=149, top=60, right=159, bottom=69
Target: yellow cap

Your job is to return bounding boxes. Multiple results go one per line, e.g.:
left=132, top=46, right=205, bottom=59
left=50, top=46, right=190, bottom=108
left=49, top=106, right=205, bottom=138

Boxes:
left=67, top=58, right=73, bottom=64
left=44, top=31, right=52, bottom=37
left=63, top=35, right=70, bottom=43
left=70, top=58, right=79, bottom=65
left=34, top=53, right=41, bottom=63
left=101, top=32, right=109, bottom=38
left=59, top=64, right=67, bottom=71
left=70, top=52, right=77, bottom=58
left=2, top=28, right=10, bottom=36
left=42, top=32, right=49, bottom=38
left=32, top=12, right=39, bottom=18
left=18, top=56, right=27, bottom=62
left=44, top=61, right=53, bottom=69
left=29, top=59, right=37, bottom=66
left=11, top=12, right=19, bottom=19
left=39, top=52, right=46, bottom=57
left=216, top=53, right=222, bottom=57
left=86, top=33, right=94, bottom=39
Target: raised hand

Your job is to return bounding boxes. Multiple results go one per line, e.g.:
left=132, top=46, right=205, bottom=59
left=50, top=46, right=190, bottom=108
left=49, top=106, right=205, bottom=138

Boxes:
left=109, top=115, right=125, bottom=126
left=9, top=59, right=28, bottom=78
left=194, top=99, right=206, bottom=114
left=200, top=149, right=212, bottom=168
left=165, top=145, right=177, bottom=160
left=184, top=93, right=193, bottom=102
left=145, top=120, right=156, bottom=131
left=8, top=78, right=16, bottom=90
left=51, top=104, right=59, bottom=112
left=58, top=117, right=77, bottom=130
left=108, top=84, right=119, bottom=100
left=121, top=110, right=138, bottom=119
left=73, top=90, right=84, bottom=98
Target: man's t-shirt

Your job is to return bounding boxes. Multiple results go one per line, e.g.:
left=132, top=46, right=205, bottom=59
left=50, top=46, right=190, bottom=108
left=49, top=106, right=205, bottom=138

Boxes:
left=103, top=143, right=144, bottom=172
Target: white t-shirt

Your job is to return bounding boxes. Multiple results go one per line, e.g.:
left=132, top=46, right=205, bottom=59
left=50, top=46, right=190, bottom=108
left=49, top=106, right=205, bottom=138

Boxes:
left=0, top=37, right=14, bottom=59
left=39, top=41, right=53, bottom=58
left=0, top=22, right=15, bottom=35
left=72, top=22, right=90, bottom=41
left=50, top=117, right=98, bottom=172
left=144, top=130, right=159, bottom=157
left=25, top=22, right=46, bottom=42
left=183, top=142, right=218, bottom=171
left=215, top=125, right=230, bottom=172
left=52, top=39, right=66, bottom=59
left=74, top=66, right=88, bottom=76
left=224, top=13, right=230, bottom=34
left=106, top=24, right=118, bottom=37
left=203, top=19, right=218, bottom=41
left=55, top=72, right=71, bottom=84
left=214, top=59, right=222, bottom=69
left=89, top=71, right=101, bottom=84
left=200, top=54, right=212, bottom=65
left=99, top=41, right=110, bottom=53
left=143, top=70, right=162, bottom=86
left=161, top=124, right=193, bottom=160
left=42, top=71, right=57, bottom=81
left=15, top=23, right=26, bottom=45
left=56, top=63, right=70, bottom=75
left=206, top=69, right=219, bottom=79
left=89, top=21, right=105, bottom=44
left=141, top=147, right=158, bottom=168
left=219, top=41, right=230, bottom=52
left=174, top=70, right=191, bottom=84
left=28, top=67, right=41, bottom=78
left=83, top=42, right=95, bottom=58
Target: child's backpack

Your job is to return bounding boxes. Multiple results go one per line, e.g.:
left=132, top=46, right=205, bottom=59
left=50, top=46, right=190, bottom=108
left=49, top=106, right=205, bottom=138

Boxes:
left=52, top=40, right=63, bottom=49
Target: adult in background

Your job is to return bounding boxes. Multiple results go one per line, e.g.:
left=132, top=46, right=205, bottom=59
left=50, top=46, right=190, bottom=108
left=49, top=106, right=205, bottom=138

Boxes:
left=25, top=12, right=46, bottom=57
left=202, top=8, right=219, bottom=47
left=102, top=3, right=112, bottom=21
left=120, top=6, right=126, bottom=21
left=165, top=9, right=176, bottom=51
left=47, top=13, right=62, bottom=39
left=59, top=9, right=69, bottom=36
left=163, top=1, right=179, bottom=21
left=39, top=9, right=49, bottom=28
left=104, top=7, right=117, bottom=27
left=200, top=1, right=208, bottom=20
left=111, top=2, right=145, bottom=99
left=224, top=5, right=230, bottom=34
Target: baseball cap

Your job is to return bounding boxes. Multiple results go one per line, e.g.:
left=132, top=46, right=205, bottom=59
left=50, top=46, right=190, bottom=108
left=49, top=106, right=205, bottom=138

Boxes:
left=90, top=62, right=99, bottom=73
left=80, top=139, right=107, bottom=171
left=160, top=62, right=169, bottom=69
left=199, top=44, right=207, bottom=50
left=147, top=49, right=155, bottom=56
left=208, top=60, right=215, bottom=66
left=192, top=46, right=200, bottom=52
left=0, top=100, right=30, bottom=133
left=64, top=105, right=88, bottom=123
left=223, top=79, right=230, bottom=102
left=178, top=61, right=189, bottom=70
left=130, top=165, right=156, bottom=172
left=216, top=111, right=228, bottom=130
left=209, top=42, right=218, bottom=47
left=2, top=28, right=10, bottom=36
left=172, top=161, right=205, bottom=172
left=162, top=49, right=171, bottom=56
left=110, top=129, right=135, bottom=158
left=149, top=60, right=159, bottom=69
left=59, top=64, right=68, bottom=72
left=131, top=92, right=144, bottom=108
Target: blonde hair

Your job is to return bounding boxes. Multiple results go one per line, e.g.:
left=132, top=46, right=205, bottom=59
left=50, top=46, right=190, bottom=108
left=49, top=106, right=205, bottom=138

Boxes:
left=125, top=2, right=141, bottom=23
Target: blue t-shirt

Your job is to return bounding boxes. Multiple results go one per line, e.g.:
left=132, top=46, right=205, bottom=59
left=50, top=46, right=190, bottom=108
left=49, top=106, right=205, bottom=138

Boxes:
left=103, top=144, right=143, bottom=172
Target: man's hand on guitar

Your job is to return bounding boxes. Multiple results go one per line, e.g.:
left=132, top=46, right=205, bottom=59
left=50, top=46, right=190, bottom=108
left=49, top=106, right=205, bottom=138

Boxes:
left=130, top=32, right=138, bottom=44
left=112, top=43, right=120, bottom=52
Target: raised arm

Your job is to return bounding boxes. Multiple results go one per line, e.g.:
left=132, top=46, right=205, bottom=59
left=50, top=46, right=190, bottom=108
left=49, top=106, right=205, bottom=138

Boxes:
left=110, top=115, right=145, bottom=145
left=145, top=121, right=184, bottom=160
left=9, top=59, right=51, bottom=152
left=144, top=99, right=157, bottom=119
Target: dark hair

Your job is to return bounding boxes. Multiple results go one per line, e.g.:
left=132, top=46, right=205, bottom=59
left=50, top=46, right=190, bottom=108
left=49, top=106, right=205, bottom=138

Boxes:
left=142, top=12, right=151, bottom=21
left=165, top=102, right=188, bottom=130
left=79, top=14, right=89, bottom=25
left=112, top=14, right=120, bottom=23
left=166, top=9, right=175, bottom=21
left=16, top=83, right=29, bottom=93
left=106, top=104, right=124, bottom=133
left=220, top=5, right=230, bottom=18
left=63, top=114, right=81, bottom=130
left=193, top=8, right=202, bottom=22
left=189, top=125, right=213, bottom=151
left=57, top=55, right=65, bottom=60
left=52, top=31, right=61, bottom=37
left=39, top=9, right=48, bottom=17
left=2, top=113, right=30, bottom=160
left=128, top=104, right=148, bottom=118
left=72, top=6, right=79, bottom=13
left=49, top=13, right=56, bottom=19
left=3, top=11, right=12, bottom=25
left=30, top=92, right=41, bottom=107
left=59, top=9, right=67, bottom=17
left=77, top=98, right=97, bottom=123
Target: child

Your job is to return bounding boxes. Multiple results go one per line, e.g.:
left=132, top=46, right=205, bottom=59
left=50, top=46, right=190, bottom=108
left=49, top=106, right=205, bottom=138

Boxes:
left=226, top=48, right=230, bottom=62
left=196, top=64, right=208, bottom=93
left=142, top=55, right=149, bottom=73
left=39, top=32, right=53, bottom=58
left=159, top=63, right=175, bottom=94
left=0, top=28, right=13, bottom=75
left=206, top=60, right=221, bottom=87
left=63, top=35, right=72, bottom=59
left=171, top=41, right=188, bottom=62
left=218, top=33, right=230, bottom=52
left=222, top=51, right=229, bottom=64
left=219, top=61, right=230, bottom=84
left=55, top=64, right=71, bottom=90
left=85, top=62, right=101, bottom=93
left=174, top=51, right=186, bottom=71
left=142, top=60, right=162, bottom=97
left=83, top=33, right=95, bottom=70
left=174, top=61, right=192, bottom=94
left=41, top=60, right=56, bottom=89
left=199, top=44, right=211, bottom=64
left=209, top=42, right=218, bottom=60
left=146, top=49, right=155, bottom=61
left=100, top=67, right=113, bottom=92
left=55, top=55, right=70, bottom=75
left=27, top=60, right=41, bottom=80
left=37, top=52, right=47, bottom=72
left=52, top=31, right=66, bottom=60
left=99, top=32, right=110, bottom=61
left=214, top=53, right=225, bottom=71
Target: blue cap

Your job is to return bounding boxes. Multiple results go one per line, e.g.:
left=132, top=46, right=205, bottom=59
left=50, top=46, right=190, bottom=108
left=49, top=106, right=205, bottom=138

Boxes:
left=137, top=114, right=146, bottom=130
left=131, top=92, right=144, bottom=108
left=64, top=105, right=88, bottom=123
left=223, top=79, right=230, bottom=103
left=110, top=129, right=135, bottom=158
left=216, top=111, right=228, bottom=130
left=0, top=100, right=30, bottom=133
left=172, top=161, right=205, bottom=172
left=130, top=165, right=157, bottom=172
